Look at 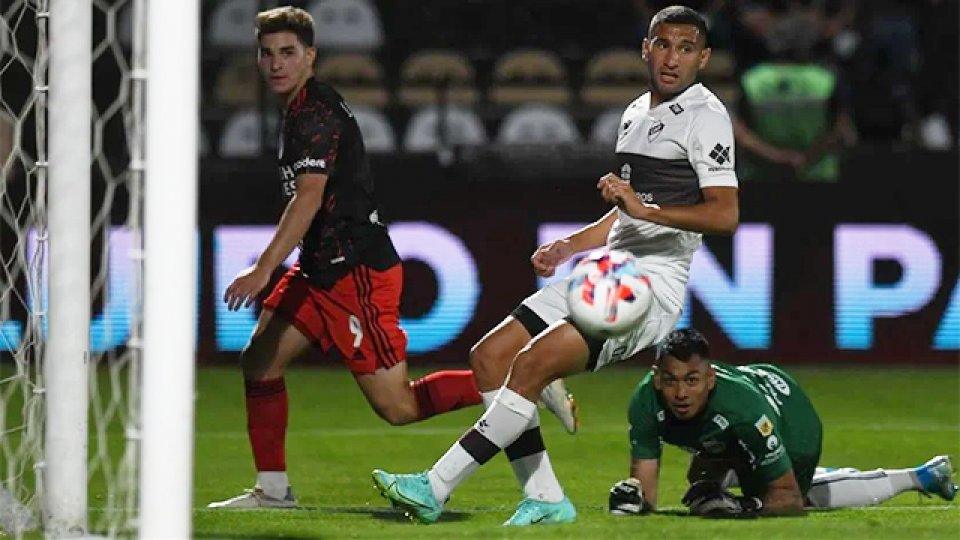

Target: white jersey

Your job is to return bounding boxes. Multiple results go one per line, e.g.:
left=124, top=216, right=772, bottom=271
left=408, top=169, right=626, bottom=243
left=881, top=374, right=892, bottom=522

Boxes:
left=609, top=83, right=738, bottom=310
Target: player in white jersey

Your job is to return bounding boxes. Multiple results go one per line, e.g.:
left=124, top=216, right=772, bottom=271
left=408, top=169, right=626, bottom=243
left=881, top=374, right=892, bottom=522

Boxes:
left=371, top=5, right=740, bottom=526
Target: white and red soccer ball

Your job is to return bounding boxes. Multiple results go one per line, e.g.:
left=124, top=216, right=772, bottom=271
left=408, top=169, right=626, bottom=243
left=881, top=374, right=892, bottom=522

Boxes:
left=566, top=249, right=653, bottom=339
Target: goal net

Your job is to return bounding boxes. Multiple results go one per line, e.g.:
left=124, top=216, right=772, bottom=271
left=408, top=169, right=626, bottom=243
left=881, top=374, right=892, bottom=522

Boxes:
left=0, top=0, right=143, bottom=536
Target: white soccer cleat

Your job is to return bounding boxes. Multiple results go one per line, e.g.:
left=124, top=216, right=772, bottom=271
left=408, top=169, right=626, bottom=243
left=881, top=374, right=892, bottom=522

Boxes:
left=539, top=378, right=580, bottom=434
left=207, top=487, right=297, bottom=509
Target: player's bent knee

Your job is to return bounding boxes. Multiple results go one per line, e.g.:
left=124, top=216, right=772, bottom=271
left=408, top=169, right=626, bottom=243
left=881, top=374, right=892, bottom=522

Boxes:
left=506, top=350, right=552, bottom=398
left=469, top=341, right=511, bottom=386
left=369, top=400, right=418, bottom=426
left=240, top=340, right=278, bottom=381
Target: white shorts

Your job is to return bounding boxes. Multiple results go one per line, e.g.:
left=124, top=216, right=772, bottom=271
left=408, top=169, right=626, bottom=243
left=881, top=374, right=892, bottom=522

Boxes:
left=515, top=275, right=682, bottom=371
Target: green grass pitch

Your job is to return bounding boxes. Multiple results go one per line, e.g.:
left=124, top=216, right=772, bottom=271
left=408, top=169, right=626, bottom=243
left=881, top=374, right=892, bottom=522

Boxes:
left=185, top=364, right=959, bottom=539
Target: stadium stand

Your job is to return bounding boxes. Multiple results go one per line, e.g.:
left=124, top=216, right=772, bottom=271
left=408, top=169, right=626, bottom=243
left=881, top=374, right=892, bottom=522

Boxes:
left=489, top=49, right=572, bottom=106
left=316, top=53, right=390, bottom=107
left=397, top=50, right=479, bottom=107
left=497, top=104, right=581, bottom=145
left=308, top=0, right=383, bottom=52
left=351, top=105, right=397, bottom=153
left=403, top=105, right=488, bottom=153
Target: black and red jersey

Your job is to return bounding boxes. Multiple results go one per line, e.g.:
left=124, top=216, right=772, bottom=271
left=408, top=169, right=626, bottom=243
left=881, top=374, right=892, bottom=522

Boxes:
left=277, top=77, right=399, bottom=289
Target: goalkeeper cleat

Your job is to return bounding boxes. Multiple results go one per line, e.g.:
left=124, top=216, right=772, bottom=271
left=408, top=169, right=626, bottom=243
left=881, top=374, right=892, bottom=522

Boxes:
left=539, top=378, right=580, bottom=434
left=917, top=455, right=958, bottom=501
left=503, top=497, right=577, bottom=526
left=206, top=487, right=297, bottom=509
left=371, top=469, right=443, bottom=524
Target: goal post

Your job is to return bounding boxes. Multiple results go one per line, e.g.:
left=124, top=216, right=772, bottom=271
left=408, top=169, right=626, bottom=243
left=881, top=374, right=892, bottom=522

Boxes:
left=1, top=0, right=198, bottom=537
left=139, top=0, right=199, bottom=537
left=44, top=0, right=92, bottom=534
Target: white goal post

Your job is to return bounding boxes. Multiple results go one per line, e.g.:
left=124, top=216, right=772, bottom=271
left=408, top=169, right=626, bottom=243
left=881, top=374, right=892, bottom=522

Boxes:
left=45, top=0, right=91, bottom=533
left=139, top=0, right=198, bottom=538
left=0, top=0, right=198, bottom=537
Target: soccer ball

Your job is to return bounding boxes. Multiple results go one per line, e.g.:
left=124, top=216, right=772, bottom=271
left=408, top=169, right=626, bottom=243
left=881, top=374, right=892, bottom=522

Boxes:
left=566, top=249, right=652, bottom=339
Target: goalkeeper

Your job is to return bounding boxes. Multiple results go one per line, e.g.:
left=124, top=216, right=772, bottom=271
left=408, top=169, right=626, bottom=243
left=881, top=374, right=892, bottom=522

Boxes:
left=609, top=328, right=957, bottom=517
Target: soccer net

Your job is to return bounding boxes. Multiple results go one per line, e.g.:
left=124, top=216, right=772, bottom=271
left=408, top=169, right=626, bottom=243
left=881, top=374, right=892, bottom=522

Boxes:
left=0, top=0, right=142, bottom=536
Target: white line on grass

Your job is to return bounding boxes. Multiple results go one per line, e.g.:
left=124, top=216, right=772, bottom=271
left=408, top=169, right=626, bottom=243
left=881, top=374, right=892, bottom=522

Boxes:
left=196, top=423, right=960, bottom=438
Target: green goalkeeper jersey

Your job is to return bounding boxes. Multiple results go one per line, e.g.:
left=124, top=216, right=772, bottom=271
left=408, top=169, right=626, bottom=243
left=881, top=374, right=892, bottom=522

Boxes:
left=628, top=362, right=822, bottom=493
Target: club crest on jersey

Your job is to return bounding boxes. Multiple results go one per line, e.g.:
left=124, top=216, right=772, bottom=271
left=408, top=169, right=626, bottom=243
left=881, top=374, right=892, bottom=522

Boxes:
left=620, top=163, right=631, bottom=181
left=669, top=103, right=684, bottom=115
left=648, top=120, right=664, bottom=141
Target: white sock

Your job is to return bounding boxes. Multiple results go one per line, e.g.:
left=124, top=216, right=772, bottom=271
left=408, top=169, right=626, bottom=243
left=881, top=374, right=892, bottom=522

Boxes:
left=507, top=412, right=565, bottom=503
left=256, top=471, right=289, bottom=499
left=807, top=468, right=918, bottom=508
left=428, top=387, right=537, bottom=502
left=482, top=389, right=564, bottom=502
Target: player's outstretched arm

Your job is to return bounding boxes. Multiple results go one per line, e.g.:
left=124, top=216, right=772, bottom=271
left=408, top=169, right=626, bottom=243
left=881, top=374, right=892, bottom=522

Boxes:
left=530, top=207, right=618, bottom=277
left=630, top=458, right=660, bottom=509
left=223, top=172, right=328, bottom=311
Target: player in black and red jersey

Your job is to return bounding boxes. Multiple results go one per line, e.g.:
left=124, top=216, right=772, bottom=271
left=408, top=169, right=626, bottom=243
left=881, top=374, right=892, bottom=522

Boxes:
left=208, top=6, right=576, bottom=509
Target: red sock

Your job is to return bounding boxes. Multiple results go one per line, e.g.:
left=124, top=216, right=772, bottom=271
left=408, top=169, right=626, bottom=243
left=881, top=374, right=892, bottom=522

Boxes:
left=245, top=377, right=287, bottom=472
left=411, top=370, right=482, bottom=420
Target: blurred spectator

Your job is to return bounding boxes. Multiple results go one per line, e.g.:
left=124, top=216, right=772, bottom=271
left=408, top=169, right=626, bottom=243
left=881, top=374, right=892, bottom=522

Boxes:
left=732, top=43, right=854, bottom=182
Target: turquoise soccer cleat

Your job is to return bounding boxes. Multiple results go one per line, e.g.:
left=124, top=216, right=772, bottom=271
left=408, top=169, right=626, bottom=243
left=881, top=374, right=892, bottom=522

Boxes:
left=371, top=469, right=443, bottom=524
left=917, top=455, right=958, bottom=501
left=503, top=496, right=577, bottom=526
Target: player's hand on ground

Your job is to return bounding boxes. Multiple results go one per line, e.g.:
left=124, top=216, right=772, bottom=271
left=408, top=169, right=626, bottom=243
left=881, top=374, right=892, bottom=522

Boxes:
left=224, top=264, right=272, bottom=311
left=531, top=238, right=573, bottom=277
left=597, top=173, right=648, bottom=219
left=682, top=480, right=761, bottom=519
left=609, top=478, right=649, bottom=515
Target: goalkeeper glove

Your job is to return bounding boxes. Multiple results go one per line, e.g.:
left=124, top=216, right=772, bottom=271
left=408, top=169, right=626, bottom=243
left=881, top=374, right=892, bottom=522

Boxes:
left=682, top=480, right=762, bottom=519
left=608, top=478, right=650, bottom=515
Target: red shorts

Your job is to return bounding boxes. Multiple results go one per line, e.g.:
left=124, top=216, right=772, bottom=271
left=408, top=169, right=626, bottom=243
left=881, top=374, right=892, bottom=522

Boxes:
left=263, top=263, right=408, bottom=375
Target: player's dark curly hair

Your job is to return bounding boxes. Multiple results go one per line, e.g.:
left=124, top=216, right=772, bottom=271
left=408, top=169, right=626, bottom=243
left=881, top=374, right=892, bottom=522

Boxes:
left=255, top=6, right=315, bottom=48
left=655, top=328, right=710, bottom=364
left=648, top=5, right=709, bottom=47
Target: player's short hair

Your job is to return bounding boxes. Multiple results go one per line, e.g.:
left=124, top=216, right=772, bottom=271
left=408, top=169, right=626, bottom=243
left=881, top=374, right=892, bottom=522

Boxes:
left=655, top=328, right=710, bottom=364
left=255, top=6, right=315, bottom=48
left=648, top=5, right=709, bottom=47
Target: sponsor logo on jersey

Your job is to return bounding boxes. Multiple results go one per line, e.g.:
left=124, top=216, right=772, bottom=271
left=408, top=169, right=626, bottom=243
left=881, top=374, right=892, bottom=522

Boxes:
left=669, top=103, right=684, bottom=115
left=759, top=369, right=791, bottom=395
left=281, top=178, right=297, bottom=198
left=292, top=156, right=326, bottom=172
left=620, top=163, right=631, bottom=181
left=766, top=435, right=779, bottom=450
left=709, top=143, right=731, bottom=165
left=755, top=415, right=774, bottom=437
left=656, top=410, right=665, bottom=422
left=712, top=414, right=729, bottom=430
left=648, top=120, right=664, bottom=141
left=760, top=444, right=786, bottom=466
